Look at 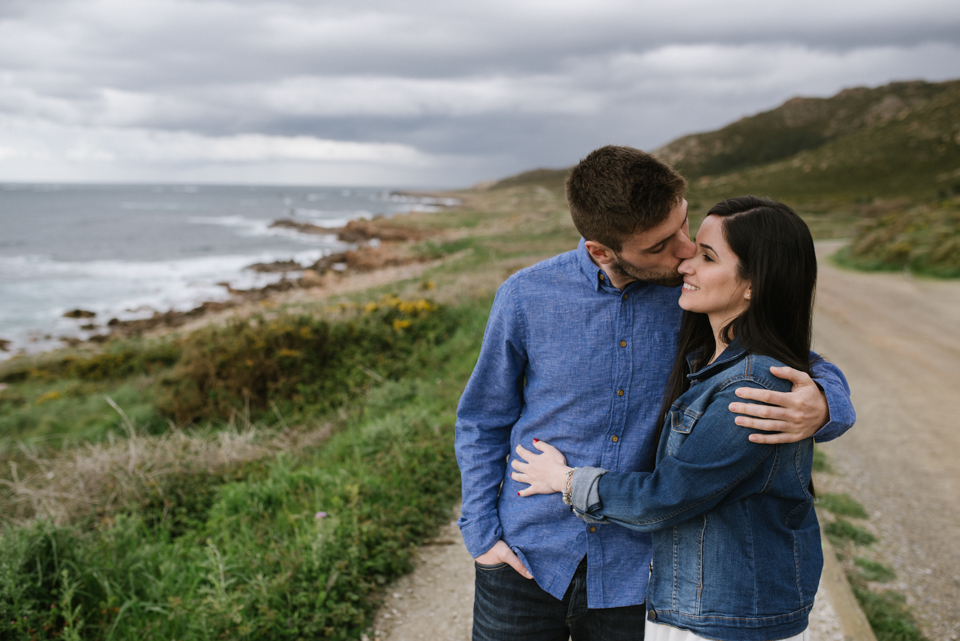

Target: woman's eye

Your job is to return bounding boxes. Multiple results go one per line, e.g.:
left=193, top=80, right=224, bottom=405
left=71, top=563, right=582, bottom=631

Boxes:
left=702, top=254, right=713, bottom=262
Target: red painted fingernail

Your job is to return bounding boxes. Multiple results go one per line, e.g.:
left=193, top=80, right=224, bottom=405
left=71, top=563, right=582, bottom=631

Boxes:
left=533, top=438, right=539, bottom=443
left=517, top=492, right=521, bottom=496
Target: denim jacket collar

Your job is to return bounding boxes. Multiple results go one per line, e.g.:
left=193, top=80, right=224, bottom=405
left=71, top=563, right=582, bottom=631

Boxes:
left=685, top=338, right=747, bottom=382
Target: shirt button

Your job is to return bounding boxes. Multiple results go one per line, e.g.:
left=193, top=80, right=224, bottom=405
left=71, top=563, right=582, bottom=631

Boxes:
left=599, top=273, right=605, bottom=281
left=590, top=526, right=597, bottom=533
left=619, top=340, right=626, bottom=347
left=611, top=435, right=619, bottom=443
left=617, top=389, right=624, bottom=397
left=649, top=608, right=657, bottom=620
left=622, top=293, right=629, bottom=300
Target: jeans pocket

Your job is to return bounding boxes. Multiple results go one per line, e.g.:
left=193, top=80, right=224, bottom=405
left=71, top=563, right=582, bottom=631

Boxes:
left=474, top=561, right=508, bottom=571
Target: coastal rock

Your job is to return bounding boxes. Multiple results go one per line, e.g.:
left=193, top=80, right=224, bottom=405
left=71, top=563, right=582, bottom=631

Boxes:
left=0, top=338, right=10, bottom=352
left=300, top=269, right=324, bottom=287
left=269, top=217, right=427, bottom=244
left=63, top=309, right=96, bottom=319
left=245, top=259, right=303, bottom=273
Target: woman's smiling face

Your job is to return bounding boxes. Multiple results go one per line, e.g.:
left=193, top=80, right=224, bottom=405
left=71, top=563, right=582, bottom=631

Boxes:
left=678, top=214, right=751, bottom=325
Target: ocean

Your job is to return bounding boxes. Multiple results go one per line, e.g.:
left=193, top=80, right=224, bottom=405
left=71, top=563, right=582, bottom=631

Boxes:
left=0, top=184, right=452, bottom=358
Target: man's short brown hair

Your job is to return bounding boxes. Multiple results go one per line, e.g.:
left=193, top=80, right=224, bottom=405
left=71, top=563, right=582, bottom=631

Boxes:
left=565, top=145, right=687, bottom=253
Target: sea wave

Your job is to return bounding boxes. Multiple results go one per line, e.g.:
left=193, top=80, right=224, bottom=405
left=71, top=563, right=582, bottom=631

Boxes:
left=0, top=248, right=332, bottom=357
left=187, top=215, right=343, bottom=244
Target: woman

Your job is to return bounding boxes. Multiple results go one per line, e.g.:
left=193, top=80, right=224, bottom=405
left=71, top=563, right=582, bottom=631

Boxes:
left=512, top=196, right=822, bottom=641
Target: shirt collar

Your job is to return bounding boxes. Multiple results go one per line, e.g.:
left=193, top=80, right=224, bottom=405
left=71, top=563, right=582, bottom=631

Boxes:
left=685, top=338, right=747, bottom=381
left=576, top=237, right=608, bottom=291
left=577, top=237, right=646, bottom=294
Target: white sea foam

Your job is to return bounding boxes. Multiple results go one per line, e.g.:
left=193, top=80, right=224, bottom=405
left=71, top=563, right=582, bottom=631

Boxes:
left=0, top=247, right=334, bottom=358
left=121, top=201, right=200, bottom=211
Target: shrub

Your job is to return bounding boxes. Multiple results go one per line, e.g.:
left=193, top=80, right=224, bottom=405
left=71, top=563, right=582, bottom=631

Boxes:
left=155, top=296, right=459, bottom=423
left=835, top=200, right=960, bottom=277
left=0, top=341, right=181, bottom=385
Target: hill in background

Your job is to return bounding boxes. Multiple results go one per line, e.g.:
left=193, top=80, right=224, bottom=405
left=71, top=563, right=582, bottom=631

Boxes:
left=485, top=79, right=960, bottom=211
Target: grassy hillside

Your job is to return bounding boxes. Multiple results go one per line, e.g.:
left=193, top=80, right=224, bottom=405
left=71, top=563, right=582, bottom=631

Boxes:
left=658, top=80, right=959, bottom=185
left=482, top=79, right=960, bottom=273
left=684, top=81, right=960, bottom=207
left=487, top=79, right=960, bottom=210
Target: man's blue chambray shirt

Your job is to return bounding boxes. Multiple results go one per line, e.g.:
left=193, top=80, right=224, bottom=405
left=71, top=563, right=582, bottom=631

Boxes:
left=454, top=239, right=856, bottom=610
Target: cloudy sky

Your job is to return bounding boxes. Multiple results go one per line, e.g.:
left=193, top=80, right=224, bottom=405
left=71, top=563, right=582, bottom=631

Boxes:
left=1, top=0, right=959, bottom=188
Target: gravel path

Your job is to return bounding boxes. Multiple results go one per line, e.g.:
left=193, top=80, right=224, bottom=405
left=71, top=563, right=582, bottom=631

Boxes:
left=812, top=242, right=960, bottom=640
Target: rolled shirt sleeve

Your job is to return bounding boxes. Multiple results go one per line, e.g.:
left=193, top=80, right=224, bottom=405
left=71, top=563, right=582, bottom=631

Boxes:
left=809, top=354, right=856, bottom=443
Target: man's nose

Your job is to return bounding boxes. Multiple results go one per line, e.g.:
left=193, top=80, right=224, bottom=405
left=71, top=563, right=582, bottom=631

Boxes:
left=675, top=233, right=696, bottom=259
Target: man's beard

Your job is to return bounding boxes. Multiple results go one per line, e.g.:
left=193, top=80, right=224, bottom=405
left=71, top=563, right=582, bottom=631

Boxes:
left=609, top=253, right=684, bottom=288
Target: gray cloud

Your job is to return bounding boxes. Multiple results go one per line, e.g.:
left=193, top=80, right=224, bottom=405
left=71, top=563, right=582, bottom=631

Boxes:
left=1, top=0, right=960, bottom=186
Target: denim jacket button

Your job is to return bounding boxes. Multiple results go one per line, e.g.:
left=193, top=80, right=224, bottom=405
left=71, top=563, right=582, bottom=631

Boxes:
left=649, top=607, right=657, bottom=620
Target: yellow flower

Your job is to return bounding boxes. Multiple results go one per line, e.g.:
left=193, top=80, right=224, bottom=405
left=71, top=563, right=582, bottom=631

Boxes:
left=393, top=319, right=412, bottom=331
left=277, top=348, right=300, bottom=358
left=36, top=390, right=62, bottom=405
left=364, top=301, right=378, bottom=313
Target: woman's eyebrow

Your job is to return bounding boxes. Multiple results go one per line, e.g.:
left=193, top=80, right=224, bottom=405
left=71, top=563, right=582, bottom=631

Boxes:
left=699, top=243, right=718, bottom=256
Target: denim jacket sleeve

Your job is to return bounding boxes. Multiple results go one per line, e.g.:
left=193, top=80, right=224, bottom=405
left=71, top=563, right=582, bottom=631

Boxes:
left=454, top=278, right=528, bottom=558
left=582, top=382, right=781, bottom=532
left=809, top=353, right=856, bottom=443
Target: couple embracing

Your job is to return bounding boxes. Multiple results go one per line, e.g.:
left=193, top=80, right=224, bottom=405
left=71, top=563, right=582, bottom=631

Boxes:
left=454, top=146, right=856, bottom=641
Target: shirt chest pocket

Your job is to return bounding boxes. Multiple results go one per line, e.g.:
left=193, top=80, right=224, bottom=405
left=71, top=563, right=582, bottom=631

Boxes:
left=666, top=409, right=698, bottom=457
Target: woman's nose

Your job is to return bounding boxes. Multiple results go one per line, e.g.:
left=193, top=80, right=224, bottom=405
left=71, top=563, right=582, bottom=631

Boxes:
left=678, top=258, right=694, bottom=275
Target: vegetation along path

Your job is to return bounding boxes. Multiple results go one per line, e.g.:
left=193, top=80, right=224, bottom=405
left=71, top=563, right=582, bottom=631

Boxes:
left=813, top=241, right=960, bottom=640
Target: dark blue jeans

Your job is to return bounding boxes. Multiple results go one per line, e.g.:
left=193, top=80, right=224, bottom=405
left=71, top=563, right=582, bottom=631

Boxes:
left=472, top=558, right=647, bottom=641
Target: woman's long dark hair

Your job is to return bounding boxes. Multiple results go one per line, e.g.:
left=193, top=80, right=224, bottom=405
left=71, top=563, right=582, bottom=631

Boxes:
left=656, top=196, right=819, bottom=431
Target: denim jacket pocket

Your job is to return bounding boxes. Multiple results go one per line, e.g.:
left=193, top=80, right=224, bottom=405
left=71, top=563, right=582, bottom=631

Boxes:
left=666, top=409, right=697, bottom=457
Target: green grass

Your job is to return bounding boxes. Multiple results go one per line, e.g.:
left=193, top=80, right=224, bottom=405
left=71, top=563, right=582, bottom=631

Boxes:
left=812, top=447, right=833, bottom=473
left=818, top=493, right=869, bottom=519
left=854, top=558, right=897, bottom=583
left=825, top=517, right=878, bottom=547
left=852, top=586, right=929, bottom=641
left=0, top=299, right=492, bottom=640
left=832, top=199, right=960, bottom=278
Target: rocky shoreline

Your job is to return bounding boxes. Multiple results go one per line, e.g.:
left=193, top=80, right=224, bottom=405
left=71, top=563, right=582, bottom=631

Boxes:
left=2, top=215, right=444, bottom=353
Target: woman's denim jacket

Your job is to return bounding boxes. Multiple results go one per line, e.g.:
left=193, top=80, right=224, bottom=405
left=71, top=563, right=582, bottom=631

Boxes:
left=571, top=341, right=821, bottom=641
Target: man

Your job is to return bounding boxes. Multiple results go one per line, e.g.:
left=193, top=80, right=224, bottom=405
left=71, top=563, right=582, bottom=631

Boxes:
left=455, top=146, right=855, bottom=641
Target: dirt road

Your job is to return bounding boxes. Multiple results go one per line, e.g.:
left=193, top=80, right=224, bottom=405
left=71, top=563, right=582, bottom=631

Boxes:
left=813, top=242, right=960, bottom=640
left=371, top=241, right=960, bottom=640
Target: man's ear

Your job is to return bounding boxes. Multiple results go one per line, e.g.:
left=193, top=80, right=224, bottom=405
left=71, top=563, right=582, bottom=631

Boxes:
left=584, top=240, right=615, bottom=265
